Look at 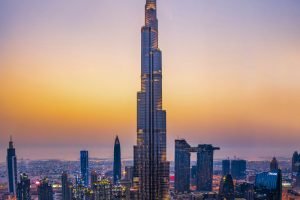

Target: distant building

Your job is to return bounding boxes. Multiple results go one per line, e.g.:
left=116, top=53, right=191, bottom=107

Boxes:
left=91, top=171, right=98, bottom=187
left=80, top=150, right=89, bottom=187
left=231, top=160, right=247, bottom=180
left=191, top=165, right=197, bottom=186
left=113, top=136, right=121, bottom=185
left=255, top=170, right=282, bottom=200
left=175, top=139, right=191, bottom=193
left=124, top=166, right=134, bottom=183
left=196, top=144, right=220, bottom=191
left=7, top=136, right=17, bottom=195
left=222, top=160, right=230, bottom=176
left=17, top=173, right=30, bottom=200
left=37, top=178, right=54, bottom=200
left=235, top=182, right=254, bottom=200
left=270, top=157, right=279, bottom=171
left=93, top=179, right=112, bottom=200
left=219, top=174, right=234, bottom=200
left=61, top=172, right=73, bottom=200
left=292, top=151, right=300, bottom=173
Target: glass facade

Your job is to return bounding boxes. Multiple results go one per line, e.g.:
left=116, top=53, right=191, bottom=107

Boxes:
left=80, top=150, right=89, bottom=187
left=7, top=137, right=17, bottom=195
left=133, top=0, right=170, bottom=199
left=113, top=136, right=121, bottom=185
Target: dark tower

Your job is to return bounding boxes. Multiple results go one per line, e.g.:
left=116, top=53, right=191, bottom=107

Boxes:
left=113, top=136, right=121, bottom=185
left=222, top=160, right=230, bottom=176
left=270, top=157, right=279, bottom=171
left=219, top=174, right=234, bottom=200
left=292, top=151, right=300, bottom=173
left=80, top=150, right=89, bottom=187
left=62, top=172, right=73, bottom=200
left=38, top=178, right=54, bottom=200
left=175, top=139, right=191, bottom=193
left=231, top=160, right=247, bottom=180
left=196, top=144, right=220, bottom=191
left=7, top=136, right=17, bottom=195
left=17, top=173, right=31, bottom=200
left=133, top=0, right=170, bottom=199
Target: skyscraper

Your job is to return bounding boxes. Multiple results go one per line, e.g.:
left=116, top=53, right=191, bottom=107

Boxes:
left=38, top=178, right=54, bottom=200
left=91, top=170, right=98, bottom=187
left=222, top=160, right=230, bottom=176
left=7, top=136, right=17, bottom=195
left=62, top=172, right=73, bottom=200
left=231, top=160, right=247, bottom=180
left=196, top=144, right=220, bottom=191
left=219, top=174, right=234, bottom=200
left=17, top=173, right=31, bottom=200
left=270, top=157, right=279, bottom=171
left=113, top=136, right=121, bottom=185
left=133, top=0, right=170, bottom=199
left=255, top=170, right=282, bottom=200
left=292, top=151, right=300, bottom=173
left=175, top=139, right=191, bottom=194
left=80, top=150, right=89, bottom=187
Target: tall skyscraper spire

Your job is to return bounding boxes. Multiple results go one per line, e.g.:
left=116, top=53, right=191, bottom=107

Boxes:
left=7, top=136, right=17, bottom=195
left=134, top=0, right=170, bottom=199
left=113, top=135, right=121, bottom=184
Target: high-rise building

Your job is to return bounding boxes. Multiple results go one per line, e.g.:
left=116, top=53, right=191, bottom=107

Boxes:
left=255, top=170, right=282, bottom=200
left=17, top=173, right=31, bottom=200
left=62, top=172, right=73, bottom=200
left=38, top=178, right=54, bottom=200
left=270, top=157, right=279, bottom=171
left=196, top=144, right=220, bottom=191
left=93, top=179, right=112, bottom=200
left=219, top=174, right=234, bottom=200
left=231, top=160, right=247, bottom=180
left=91, top=171, right=98, bottom=187
left=7, top=136, right=17, bottom=195
left=133, top=0, right=170, bottom=199
left=113, top=136, right=122, bottom=185
left=175, top=139, right=191, bottom=194
left=124, top=166, right=134, bottom=183
left=292, top=151, right=300, bottom=173
left=80, top=150, right=89, bottom=187
left=222, top=160, right=230, bottom=176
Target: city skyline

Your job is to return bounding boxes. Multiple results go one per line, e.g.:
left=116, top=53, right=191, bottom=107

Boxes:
left=1, top=0, right=300, bottom=162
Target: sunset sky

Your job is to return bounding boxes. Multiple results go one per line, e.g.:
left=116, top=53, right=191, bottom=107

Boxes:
left=1, top=0, right=300, bottom=162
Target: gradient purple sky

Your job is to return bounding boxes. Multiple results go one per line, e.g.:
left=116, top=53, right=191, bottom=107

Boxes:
left=0, top=0, right=300, bottom=162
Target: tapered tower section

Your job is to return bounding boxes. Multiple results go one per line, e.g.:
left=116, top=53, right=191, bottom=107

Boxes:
left=133, top=0, right=170, bottom=199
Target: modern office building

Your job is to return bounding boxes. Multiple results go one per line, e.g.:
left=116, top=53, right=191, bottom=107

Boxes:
left=17, top=173, right=31, bottom=200
left=255, top=170, right=282, bottom=200
left=91, top=170, right=98, bottom=187
left=231, top=160, right=247, bottom=180
left=62, top=172, right=73, bottom=200
left=7, top=136, right=17, bottom=195
left=38, top=178, right=54, bottom=200
left=80, top=150, right=89, bottom=187
left=124, top=166, right=134, bottom=183
left=93, top=179, right=112, bottom=200
left=292, top=151, right=300, bottom=173
left=196, top=144, right=220, bottom=191
left=113, top=136, right=121, bottom=185
left=175, top=139, right=191, bottom=193
left=270, top=157, right=279, bottom=171
left=133, top=0, right=170, bottom=199
left=219, top=174, right=234, bottom=200
left=222, top=160, right=230, bottom=176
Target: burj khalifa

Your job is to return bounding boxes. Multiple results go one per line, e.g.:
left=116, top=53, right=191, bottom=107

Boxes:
left=133, top=0, right=170, bottom=199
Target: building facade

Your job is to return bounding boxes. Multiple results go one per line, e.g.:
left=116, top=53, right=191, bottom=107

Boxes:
left=113, top=136, right=121, bottom=185
left=80, top=150, right=89, bottom=187
left=222, top=160, right=230, bottom=176
left=38, top=178, right=54, bottom=200
left=175, top=139, right=191, bottom=193
left=17, top=173, right=31, bottom=200
left=133, top=0, right=170, bottom=199
left=62, top=172, right=73, bottom=200
left=196, top=145, right=220, bottom=191
left=7, top=137, right=17, bottom=195
left=231, top=160, right=247, bottom=180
